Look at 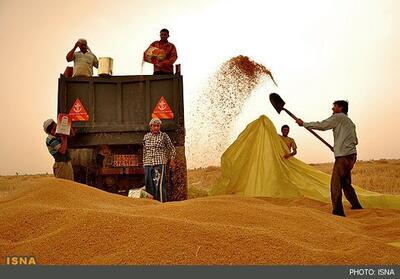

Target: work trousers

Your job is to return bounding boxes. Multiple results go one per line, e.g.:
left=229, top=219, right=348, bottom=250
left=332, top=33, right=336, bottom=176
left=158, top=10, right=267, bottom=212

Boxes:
left=330, top=154, right=362, bottom=215
left=53, top=161, right=74, bottom=181
left=144, top=165, right=167, bottom=202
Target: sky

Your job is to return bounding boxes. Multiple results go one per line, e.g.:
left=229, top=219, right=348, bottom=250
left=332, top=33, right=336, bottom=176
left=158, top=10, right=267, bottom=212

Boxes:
left=0, top=0, right=399, bottom=174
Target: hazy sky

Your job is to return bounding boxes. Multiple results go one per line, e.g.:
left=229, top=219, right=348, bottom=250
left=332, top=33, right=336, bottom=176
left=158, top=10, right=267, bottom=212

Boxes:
left=1, top=0, right=399, bottom=174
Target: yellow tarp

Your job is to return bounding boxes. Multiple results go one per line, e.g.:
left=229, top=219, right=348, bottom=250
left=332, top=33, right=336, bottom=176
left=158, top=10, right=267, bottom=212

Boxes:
left=211, top=115, right=400, bottom=210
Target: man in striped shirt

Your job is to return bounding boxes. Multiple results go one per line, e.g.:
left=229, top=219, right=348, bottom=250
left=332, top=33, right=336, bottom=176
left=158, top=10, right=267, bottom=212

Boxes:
left=296, top=100, right=363, bottom=217
left=43, top=119, right=74, bottom=181
left=143, top=118, right=176, bottom=202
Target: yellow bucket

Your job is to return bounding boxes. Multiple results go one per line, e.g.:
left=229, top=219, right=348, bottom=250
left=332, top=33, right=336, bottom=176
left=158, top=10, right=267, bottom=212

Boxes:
left=98, top=57, right=113, bottom=76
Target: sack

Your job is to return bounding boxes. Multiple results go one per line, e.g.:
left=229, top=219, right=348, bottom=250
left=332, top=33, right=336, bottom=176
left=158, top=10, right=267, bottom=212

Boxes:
left=144, top=46, right=166, bottom=63
left=128, top=187, right=153, bottom=199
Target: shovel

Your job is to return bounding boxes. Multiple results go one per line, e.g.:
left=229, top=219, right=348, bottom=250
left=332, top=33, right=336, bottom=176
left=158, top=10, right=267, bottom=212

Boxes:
left=269, top=93, right=334, bottom=152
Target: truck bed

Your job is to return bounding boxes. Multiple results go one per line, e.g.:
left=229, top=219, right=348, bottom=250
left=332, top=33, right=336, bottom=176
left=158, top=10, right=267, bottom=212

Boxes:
left=57, top=74, right=185, bottom=147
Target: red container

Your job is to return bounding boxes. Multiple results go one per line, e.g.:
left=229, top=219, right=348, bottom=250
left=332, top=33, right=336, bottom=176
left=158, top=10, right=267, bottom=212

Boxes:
left=64, top=66, right=73, bottom=78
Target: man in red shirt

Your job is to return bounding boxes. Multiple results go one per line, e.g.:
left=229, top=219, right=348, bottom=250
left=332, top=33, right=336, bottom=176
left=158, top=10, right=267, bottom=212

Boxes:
left=144, top=28, right=177, bottom=75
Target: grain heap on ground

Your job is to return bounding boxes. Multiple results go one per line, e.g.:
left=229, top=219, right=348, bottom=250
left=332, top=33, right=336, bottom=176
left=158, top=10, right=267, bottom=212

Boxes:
left=1, top=176, right=399, bottom=265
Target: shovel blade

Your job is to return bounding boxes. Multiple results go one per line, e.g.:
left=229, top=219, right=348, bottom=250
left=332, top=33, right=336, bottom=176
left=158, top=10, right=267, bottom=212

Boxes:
left=269, top=93, right=286, bottom=114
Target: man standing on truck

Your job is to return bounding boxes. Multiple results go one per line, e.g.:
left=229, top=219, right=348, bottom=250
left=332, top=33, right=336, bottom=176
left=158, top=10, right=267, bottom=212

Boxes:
left=279, top=125, right=297, bottom=159
left=143, top=118, right=176, bottom=202
left=143, top=28, right=177, bottom=75
left=43, top=119, right=74, bottom=180
left=296, top=100, right=363, bottom=217
left=66, top=38, right=98, bottom=77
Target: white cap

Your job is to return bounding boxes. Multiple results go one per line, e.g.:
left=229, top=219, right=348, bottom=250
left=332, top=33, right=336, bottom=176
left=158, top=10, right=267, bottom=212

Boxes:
left=43, top=119, right=55, bottom=133
left=149, top=118, right=162, bottom=126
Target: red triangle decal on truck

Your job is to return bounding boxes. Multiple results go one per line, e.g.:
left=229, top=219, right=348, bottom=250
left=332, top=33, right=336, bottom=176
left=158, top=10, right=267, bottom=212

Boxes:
left=152, top=96, right=174, bottom=119
left=69, top=98, right=89, bottom=122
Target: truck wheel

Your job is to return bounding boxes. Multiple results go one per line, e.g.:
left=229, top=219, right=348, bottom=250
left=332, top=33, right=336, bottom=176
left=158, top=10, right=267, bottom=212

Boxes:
left=70, top=148, right=95, bottom=185
left=72, top=166, right=87, bottom=184
left=167, top=146, right=187, bottom=201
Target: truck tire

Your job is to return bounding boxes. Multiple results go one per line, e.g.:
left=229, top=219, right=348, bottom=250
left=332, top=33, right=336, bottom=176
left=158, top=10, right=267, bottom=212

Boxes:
left=70, top=148, right=95, bottom=185
left=167, top=146, right=188, bottom=201
left=72, top=166, right=87, bottom=184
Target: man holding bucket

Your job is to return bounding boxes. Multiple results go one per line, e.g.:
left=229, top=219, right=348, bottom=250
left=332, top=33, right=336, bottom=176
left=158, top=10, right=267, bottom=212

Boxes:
left=142, top=118, right=176, bottom=202
left=66, top=38, right=98, bottom=77
left=143, top=29, right=178, bottom=75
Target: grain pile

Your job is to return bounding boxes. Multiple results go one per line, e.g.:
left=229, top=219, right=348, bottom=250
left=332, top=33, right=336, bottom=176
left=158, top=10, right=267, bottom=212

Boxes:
left=1, top=176, right=399, bottom=265
left=187, top=56, right=277, bottom=168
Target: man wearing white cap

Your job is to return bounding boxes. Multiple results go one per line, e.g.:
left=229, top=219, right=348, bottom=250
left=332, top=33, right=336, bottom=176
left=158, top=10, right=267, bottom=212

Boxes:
left=142, top=118, right=176, bottom=202
left=43, top=119, right=74, bottom=180
left=66, top=38, right=98, bottom=77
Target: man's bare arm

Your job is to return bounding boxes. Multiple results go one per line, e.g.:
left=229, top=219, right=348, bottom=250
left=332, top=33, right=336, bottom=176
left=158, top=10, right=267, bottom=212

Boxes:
left=66, top=41, right=80, bottom=62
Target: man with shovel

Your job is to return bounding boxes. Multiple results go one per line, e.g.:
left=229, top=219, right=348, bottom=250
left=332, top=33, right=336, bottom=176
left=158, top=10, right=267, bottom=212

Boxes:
left=295, top=100, right=363, bottom=217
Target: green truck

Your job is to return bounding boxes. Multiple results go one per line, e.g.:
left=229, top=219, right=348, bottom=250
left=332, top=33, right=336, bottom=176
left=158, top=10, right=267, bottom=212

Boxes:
left=57, top=74, right=187, bottom=201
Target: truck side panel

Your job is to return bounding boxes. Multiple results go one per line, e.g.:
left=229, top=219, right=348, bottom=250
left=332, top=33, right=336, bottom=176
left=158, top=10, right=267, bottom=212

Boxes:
left=58, top=75, right=184, bottom=147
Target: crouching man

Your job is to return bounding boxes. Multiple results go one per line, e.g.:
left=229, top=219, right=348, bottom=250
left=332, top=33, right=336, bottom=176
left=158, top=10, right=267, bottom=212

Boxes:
left=143, top=118, right=176, bottom=202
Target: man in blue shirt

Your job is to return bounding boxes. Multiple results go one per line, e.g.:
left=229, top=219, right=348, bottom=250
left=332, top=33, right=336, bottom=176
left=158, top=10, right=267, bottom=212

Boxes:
left=43, top=119, right=74, bottom=180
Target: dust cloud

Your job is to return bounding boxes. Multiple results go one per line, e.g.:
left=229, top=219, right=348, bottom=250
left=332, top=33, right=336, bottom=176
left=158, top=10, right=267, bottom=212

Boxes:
left=187, top=55, right=277, bottom=168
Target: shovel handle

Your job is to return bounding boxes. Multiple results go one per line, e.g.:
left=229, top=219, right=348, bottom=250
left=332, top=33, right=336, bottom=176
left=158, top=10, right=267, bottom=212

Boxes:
left=282, top=108, right=334, bottom=152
